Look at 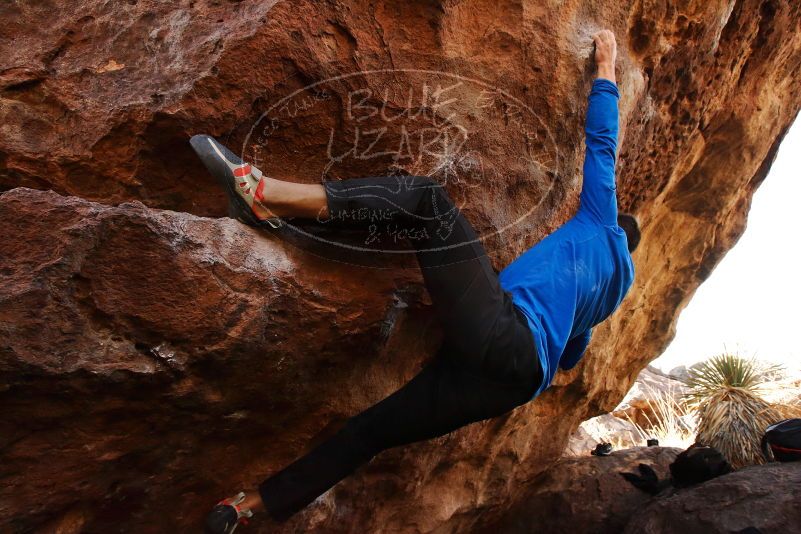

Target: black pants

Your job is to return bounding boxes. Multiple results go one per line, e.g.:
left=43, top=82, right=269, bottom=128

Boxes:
left=259, top=176, right=542, bottom=521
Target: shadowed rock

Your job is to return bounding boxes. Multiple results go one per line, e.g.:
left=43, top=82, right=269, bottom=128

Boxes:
left=623, top=462, right=801, bottom=534
left=481, top=447, right=682, bottom=534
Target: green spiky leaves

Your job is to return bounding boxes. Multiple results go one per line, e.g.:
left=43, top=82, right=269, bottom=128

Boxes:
left=682, top=353, right=783, bottom=408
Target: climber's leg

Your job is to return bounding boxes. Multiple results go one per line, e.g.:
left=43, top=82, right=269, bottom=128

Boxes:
left=246, top=171, right=514, bottom=375
left=254, top=172, right=545, bottom=520
left=221, top=171, right=526, bottom=379
left=257, top=344, right=541, bottom=522
left=199, top=168, right=544, bottom=526
left=208, top=301, right=541, bottom=527
left=320, top=175, right=535, bottom=381
left=254, top=176, right=328, bottom=219
left=189, top=136, right=501, bottom=362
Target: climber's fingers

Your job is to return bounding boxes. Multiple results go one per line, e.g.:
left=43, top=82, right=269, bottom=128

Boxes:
left=592, top=31, right=615, bottom=50
left=591, top=29, right=617, bottom=66
left=592, top=29, right=616, bottom=47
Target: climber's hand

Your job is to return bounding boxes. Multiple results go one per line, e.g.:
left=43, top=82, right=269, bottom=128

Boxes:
left=592, top=29, right=616, bottom=66
left=592, top=30, right=617, bottom=83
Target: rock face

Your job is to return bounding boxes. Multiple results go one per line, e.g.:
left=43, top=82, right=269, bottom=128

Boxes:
left=624, top=462, right=801, bottom=534
left=2, top=0, right=801, bottom=532
left=482, top=447, right=682, bottom=534
left=0, top=188, right=434, bottom=533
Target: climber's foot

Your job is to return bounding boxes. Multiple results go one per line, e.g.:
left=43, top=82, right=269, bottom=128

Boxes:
left=189, top=135, right=282, bottom=229
left=204, top=491, right=262, bottom=534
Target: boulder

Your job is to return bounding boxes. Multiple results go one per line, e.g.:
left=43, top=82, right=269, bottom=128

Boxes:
left=565, top=413, right=646, bottom=455
left=623, top=462, right=801, bottom=534
left=0, top=187, right=434, bottom=533
left=486, top=449, right=801, bottom=534
left=566, top=365, right=692, bottom=457
left=668, top=365, right=691, bottom=383
left=612, top=365, right=688, bottom=430
left=2, top=0, right=801, bottom=532
left=481, top=447, right=682, bottom=534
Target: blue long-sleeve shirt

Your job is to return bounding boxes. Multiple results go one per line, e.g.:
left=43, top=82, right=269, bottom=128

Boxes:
left=499, top=78, right=635, bottom=398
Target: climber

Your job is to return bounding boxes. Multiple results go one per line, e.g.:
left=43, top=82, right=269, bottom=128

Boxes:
left=197, top=29, right=637, bottom=533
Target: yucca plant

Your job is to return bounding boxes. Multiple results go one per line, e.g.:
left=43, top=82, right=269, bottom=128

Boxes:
left=682, top=353, right=783, bottom=408
left=694, top=387, right=781, bottom=469
left=683, top=353, right=785, bottom=468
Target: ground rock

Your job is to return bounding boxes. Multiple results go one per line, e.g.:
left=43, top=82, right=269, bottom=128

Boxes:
left=481, top=447, right=681, bottom=534
left=668, top=365, right=691, bottom=383
left=623, top=462, right=801, bottom=534
left=2, top=0, right=801, bottom=532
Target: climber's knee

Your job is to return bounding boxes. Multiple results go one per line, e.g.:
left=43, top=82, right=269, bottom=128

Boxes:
left=405, top=176, right=454, bottom=217
left=405, top=175, right=438, bottom=189
left=340, top=411, right=383, bottom=458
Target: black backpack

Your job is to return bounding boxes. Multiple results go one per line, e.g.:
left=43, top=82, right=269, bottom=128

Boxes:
left=761, top=418, right=801, bottom=462
left=670, top=444, right=732, bottom=487
left=620, top=444, right=732, bottom=495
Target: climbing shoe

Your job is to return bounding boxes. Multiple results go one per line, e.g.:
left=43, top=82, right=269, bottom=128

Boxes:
left=189, top=134, right=282, bottom=229
left=590, top=442, right=613, bottom=456
left=204, top=492, right=254, bottom=534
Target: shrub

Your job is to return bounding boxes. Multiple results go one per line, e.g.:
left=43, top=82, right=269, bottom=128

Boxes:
left=694, top=387, right=781, bottom=469
left=624, top=385, right=697, bottom=450
left=683, top=353, right=786, bottom=468
left=682, top=353, right=782, bottom=408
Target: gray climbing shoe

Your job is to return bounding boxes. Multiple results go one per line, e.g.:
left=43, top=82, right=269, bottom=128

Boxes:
left=189, top=134, right=282, bottom=229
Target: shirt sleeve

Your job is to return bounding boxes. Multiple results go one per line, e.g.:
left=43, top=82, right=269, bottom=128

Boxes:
left=559, top=329, right=592, bottom=370
left=578, top=78, right=620, bottom=225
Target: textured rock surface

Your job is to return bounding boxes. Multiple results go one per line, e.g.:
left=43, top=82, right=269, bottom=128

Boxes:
left=565, top=413, right=645, bottom=455
left=565, top=366, right=690, bottom=456
left=485, top=450, right=801, bottom=534
left=481, top=447, right=681, bottom=534
left=623, top=462, right=801, bottom=534
left=2, top=0, right=801, bottom=532
left=611, top=365, right=687, bottom=429
left=0, top=188, right=433, bottom=533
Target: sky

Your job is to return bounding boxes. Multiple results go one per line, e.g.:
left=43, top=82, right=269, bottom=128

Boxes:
left=651, top=116, right=801, bottom=374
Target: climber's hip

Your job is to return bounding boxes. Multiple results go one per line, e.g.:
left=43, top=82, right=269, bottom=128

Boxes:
left=322, top=175, right=540, bottom=389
